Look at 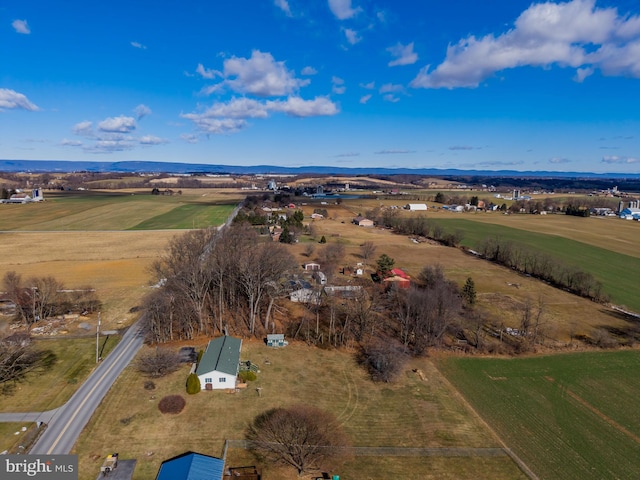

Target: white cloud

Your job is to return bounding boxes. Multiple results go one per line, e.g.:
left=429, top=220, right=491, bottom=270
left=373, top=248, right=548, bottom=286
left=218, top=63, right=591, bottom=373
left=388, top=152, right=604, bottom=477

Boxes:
left=379, top=83, right=403, bottom=94
left=301, top=66, right=318, bottom=75
left=387, top=42, right=418, bottom=67
left=90, top=140, right=135, bottom=153
left=139, top=135, right=168, bottom=145
left=98, top=115, right=137, bottom=133
left=267, top=96, right=339, bottom=117
left=196, top=63, right=219, bottom=80
left=359, top=94, right=372, bottom=104
left=131, top=41, right=147, bottom=49
left=197, top=97, right=270, bottom=119
left=72, top=121, right=93, bottom=136
left=383, top=94, right=400, bottom=103
left=181, top=116, right=249, bottom=135
left=222, top=50, right=310, bottom=97
left=0, top=88, right=38, bottom=111
left=180, top=133, right=199, bottom=144
left=602, top=155, right=639, bottom=164
left=332, top=76, right=346, bottom=94
left=182, top=96, right=338, bottom=134
left=343, top=28, right=361, bottom=45
left=60, top=139, right=83, bottom=147
left=573, top=67, right=594, bottom=82
left=375, top=149, right=414, bottom=154
left=134, top=104, right=152, bottom=119
left=549, top=157, right=571, bottom=163
left=411, top=0, right=640, bottom=89
left=274, top=0, right=292, bottom=16
left=12, top=19, right=30, bottom=34
left=328, top=0, right=362, bottom=20
left=360, top=81, right=375, bottom=89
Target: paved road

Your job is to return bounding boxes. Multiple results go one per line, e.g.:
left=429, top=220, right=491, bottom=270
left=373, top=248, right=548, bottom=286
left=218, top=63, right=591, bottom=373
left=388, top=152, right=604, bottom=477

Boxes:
left=17, top=319, right=146, bottom=454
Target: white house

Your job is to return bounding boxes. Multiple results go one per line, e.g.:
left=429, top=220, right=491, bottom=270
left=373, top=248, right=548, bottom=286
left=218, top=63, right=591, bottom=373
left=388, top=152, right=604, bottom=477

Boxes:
left=290, top=288, right=320, bottom=304
left=405, top=203, right=428, bottom=211
left=195, top=336, right=242, bottom=390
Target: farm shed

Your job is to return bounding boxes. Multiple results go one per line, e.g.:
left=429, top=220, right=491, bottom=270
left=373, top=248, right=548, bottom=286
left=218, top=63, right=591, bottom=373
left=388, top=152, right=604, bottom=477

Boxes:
left=405, top=203, right=428, bottom=211
left=156, top=452, right=224, bottom=480
left=266, top=333, right=288, bottom=347
left=353, top=216, right=374, bottom=227
left=619, top=207, right=640, bottom=220
left=304, top=262, right=321, bottom=271
left=196, top=336, right=242, bottom=390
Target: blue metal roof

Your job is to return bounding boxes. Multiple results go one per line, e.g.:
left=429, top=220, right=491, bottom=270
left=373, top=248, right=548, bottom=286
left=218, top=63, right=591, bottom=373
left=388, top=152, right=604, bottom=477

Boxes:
left=156, top=452, right=224, bottom=480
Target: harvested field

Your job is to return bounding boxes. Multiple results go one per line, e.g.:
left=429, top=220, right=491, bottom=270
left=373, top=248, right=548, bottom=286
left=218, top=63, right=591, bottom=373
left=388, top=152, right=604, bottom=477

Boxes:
left=0, top=231, right=178, bottom=327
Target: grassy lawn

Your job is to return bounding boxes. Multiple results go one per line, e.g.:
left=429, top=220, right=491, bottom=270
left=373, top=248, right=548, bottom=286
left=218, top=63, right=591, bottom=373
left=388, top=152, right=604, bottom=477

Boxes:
left=0, top=336, right=119, bottom=413
left=428, top=217, right=640, bottom=312
left=437, top=350, right=640, bottom=480
left=73, top=341, right=525, bottom=480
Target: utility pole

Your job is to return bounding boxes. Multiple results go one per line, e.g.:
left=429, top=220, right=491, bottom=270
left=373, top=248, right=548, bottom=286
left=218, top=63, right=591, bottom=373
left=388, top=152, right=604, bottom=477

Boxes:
left=96, top=312, right=101, bottom=363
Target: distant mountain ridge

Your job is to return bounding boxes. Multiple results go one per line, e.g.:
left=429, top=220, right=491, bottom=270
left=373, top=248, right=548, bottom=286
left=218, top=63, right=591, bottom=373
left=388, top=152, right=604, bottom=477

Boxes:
left=1, top=159, right=639, bottom=179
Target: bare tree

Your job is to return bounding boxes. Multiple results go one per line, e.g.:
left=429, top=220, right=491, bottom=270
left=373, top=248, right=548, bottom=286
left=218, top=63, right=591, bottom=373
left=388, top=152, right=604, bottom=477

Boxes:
left=247, top=405, right=350, bottom=475
left=238, top=242, right=297, bottom=335
left=152, top=228, right=218, bottom=336
left=0, top=337, right=55, bottom=395
left=135, top=347, right=181, bottom=378
left=359, top=241, right=376, bottom=266
left=303, top=243, right=316, bottom=258
left=359, top=337, right=408, bottom=382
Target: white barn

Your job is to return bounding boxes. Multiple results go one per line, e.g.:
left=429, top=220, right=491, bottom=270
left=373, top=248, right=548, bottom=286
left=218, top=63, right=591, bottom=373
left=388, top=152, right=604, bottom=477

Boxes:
left=195, top=336, right=242, bottom=390
left=405, top=203, right=428, bottom=211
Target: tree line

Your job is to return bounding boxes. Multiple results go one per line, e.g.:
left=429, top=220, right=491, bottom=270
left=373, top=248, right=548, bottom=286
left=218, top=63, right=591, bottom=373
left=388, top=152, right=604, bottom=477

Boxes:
left=2, top=272, right=101, bottom=328
left=143, top=224, right=298, bottom=343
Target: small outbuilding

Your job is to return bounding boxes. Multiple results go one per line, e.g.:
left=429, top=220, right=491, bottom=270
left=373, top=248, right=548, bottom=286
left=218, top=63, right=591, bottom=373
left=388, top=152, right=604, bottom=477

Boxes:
left=156, top=452, right=224, bottom=480
left=266, top=333, right=288, bottom=347
left=353, top=216, right=374, bottom=227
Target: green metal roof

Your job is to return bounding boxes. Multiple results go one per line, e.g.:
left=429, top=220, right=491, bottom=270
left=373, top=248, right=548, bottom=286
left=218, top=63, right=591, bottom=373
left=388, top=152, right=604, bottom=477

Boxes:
left=195, top=336, right=242, bottom=377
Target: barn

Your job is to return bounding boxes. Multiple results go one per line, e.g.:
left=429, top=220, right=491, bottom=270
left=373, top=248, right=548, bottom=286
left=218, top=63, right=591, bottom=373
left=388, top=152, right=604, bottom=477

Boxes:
left=405, top=203, right=428, bottom=211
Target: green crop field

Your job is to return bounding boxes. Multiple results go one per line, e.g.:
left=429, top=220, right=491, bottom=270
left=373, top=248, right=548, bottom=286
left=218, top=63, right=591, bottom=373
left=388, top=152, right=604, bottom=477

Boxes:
left=438, top=350, right=640, bottom=480
left=129, top=203, right=236, bottom=229
left=0, top=190, right=239, bottom=231
left=429, top=218, right=640, bottom=312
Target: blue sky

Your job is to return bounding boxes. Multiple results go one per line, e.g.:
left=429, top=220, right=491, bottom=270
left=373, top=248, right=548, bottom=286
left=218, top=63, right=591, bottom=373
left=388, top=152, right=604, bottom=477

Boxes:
left=2, top=0, right=640, bottom=173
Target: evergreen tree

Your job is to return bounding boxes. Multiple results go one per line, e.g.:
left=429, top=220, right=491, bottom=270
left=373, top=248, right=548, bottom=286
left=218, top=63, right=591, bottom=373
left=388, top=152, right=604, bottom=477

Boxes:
left=186, top=373, right=201, bottom=394
left=462, top=277, right=476, bottom=306
left=376, top=254, right=395, bottom=277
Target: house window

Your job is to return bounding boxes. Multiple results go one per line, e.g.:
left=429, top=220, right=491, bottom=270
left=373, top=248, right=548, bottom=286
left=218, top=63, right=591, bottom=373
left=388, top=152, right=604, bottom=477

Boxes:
left=219, top=377, right=226, bottom=383
left=205, top=378, right=212, bottom=383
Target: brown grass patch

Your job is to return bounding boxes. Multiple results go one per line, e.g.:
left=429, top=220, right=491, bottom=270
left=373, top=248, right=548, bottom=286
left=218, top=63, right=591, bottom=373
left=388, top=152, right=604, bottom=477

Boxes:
left=74, top=341, right=502, bottom=479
